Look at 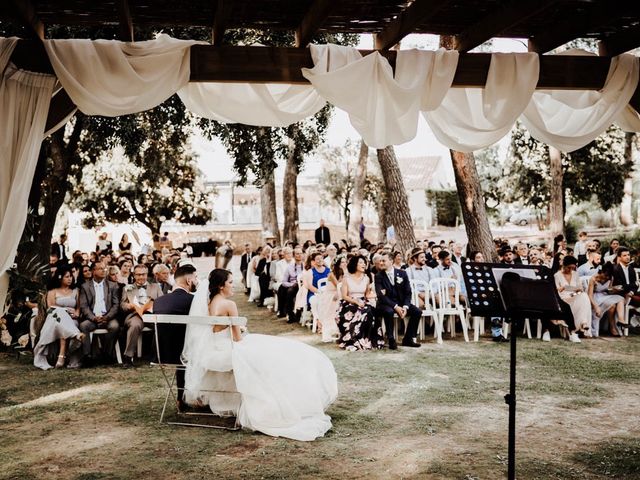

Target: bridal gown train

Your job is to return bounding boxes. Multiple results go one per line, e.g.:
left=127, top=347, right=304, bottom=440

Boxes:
left=183, top=281, right=338, bottom=441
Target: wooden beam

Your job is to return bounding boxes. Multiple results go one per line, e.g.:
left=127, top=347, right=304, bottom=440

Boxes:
left=212, top=0, right=233, bottom=46
left=528, top=1, right=626, bottom=54
left=374, top=0, right=450, bottom=50
left=45, top=89, right=76, bottom=134
left=9, top=0, right=44, bottom=39
left=452, top=0, right=557, bottom=52
left=116, top=0, right=134, bottom=42
left=294, top=0, right=335, bottom=48
left=599, top=24, right=640, bottom=57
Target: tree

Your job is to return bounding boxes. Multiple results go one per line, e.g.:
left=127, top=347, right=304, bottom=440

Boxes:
left=506, top=122, right=629, bottom=232
left=319, top=141, right=381, bottom=237
left=71, top=141, right=211, bottom=235
left=197, top=31, right=356, bottom=244
left=376, top=147, right=416, bottom=253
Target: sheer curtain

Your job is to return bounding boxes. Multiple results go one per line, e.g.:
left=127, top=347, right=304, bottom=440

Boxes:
left=0, top=38, right=56, bottom=311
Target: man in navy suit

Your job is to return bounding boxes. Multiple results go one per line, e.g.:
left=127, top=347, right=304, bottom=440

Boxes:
left=375, top=251, right=421, bottom=350
left=152, top=263, right=198, bottom=411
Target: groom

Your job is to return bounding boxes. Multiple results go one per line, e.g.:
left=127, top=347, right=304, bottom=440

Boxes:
left=151, top=263, right=199, bottom=412
left=375, top=251, right=421, bottom=350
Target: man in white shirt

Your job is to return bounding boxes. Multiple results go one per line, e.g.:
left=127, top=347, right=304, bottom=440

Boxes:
left=434, top=250, right=466, bottom=302
left=79, top=262, right=120, bottom=362
left=406, top=248, right=432, bottom=308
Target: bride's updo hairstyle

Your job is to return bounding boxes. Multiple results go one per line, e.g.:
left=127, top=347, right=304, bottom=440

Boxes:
left=208, top=268, right=231, bottom=300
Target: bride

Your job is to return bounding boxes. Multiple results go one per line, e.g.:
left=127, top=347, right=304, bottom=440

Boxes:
left=182, top=268, right=338, bottom=441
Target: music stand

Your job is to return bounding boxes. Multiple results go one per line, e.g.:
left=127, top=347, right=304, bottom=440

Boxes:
left=461, top=263, right=566, bottom=480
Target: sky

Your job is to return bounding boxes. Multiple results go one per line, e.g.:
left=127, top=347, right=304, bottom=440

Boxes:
left=192, top=35, right=528, bottom=183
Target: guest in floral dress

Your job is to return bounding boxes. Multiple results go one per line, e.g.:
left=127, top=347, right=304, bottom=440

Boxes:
left=337, top=255, right=384, bottom=351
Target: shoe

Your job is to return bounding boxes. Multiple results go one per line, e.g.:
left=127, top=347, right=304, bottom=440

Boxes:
left=55, top=354, right=66, bottom=368
left=256, top=301, right=264, bottom=308
left=276, top=312, right=286, bottom=318
left=492, top=335, right=509, bottom=343
left=401, top=338, right=421, bottom=348
left=388, top=338, right=398, bottom=350
left=122, top=355, right=135, bottom=368
left=569, top=332, right=581, bottom=343
left=542, top=331, right=551, bottom=342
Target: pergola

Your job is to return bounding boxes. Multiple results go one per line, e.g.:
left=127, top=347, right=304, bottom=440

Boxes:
left=2, top=0, right=640, bottom=131
left=1, top=1, right=639, bottom=294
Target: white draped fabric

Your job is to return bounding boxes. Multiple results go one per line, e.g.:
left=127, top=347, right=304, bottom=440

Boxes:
left=521, top=50, right=639, bottom=152
left=43, top=34, right=199, bottom=116
left=179, top=82, right=326, bottom=127
left=424, top=53, right=539, bottom=152
left=0, top=38, right=56, bottom=309
left=302, top=44, right=459, bottom=148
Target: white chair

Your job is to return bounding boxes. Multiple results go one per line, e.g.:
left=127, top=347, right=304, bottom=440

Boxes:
left=409, top=279, right=437, bottom=341
left=89, top=328, right=123, bottom=364
left=143, top=313, right=247, bottom=428
left=472, top=316, right=485, bottom=342
left=311, top=278, right=328, bottom=333
left=429, top=278, right=469, bottom=343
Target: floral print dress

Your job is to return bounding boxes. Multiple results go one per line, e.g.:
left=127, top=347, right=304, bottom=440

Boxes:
left=337, top=274, right=384, bottom=351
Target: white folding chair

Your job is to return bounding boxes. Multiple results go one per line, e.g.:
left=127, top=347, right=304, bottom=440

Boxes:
left=89, top=328, right=123, bottom=364
left=144, top=313, right=247, bottom=429
left=429, top=278, right=469, bottom=343
left=311, top=278, right=328, bottom=333
left=137, top=326, right=153, bottom=358
left=409, top=279, right=437, bottom=341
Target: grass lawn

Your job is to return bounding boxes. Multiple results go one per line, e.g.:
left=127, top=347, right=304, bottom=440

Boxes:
left=1, top=299, right=639, bottom=480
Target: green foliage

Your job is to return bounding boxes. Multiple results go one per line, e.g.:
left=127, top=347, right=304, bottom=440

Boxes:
left=197, top=31, right=358, bottom=185
left=506, top=122, right=630, bottom=212
left=318, top=141, right=382, bottom=232
left=425, top=190, right=462, bottom=227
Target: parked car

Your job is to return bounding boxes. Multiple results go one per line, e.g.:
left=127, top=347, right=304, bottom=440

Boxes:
left=509, top=210, right=542, bottom=226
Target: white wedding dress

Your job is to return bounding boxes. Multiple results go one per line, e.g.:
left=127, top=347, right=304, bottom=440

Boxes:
left=182, top=279, right=338, bottom=441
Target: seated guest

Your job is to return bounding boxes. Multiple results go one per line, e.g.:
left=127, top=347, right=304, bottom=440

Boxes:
left=324, top=244, right=337, bottom=268
left=305, top=252, right=330, bottom=316
left=278, top=248, right=304, bottom=322
left=253, top=246, right=271, bottom=306
left=152, top=264, right=198, bottom=412
left=450, top=243, right=466, bottom=265
left=79, top=262, right=120, bottom=364
left=514, top=243, right=529, bottom=264
left=433, top=250, right=466, bottom=304
left=117, top=257, right=133, bottom=284
left=271, top=247, right=293, bottom=315
left=588, top=264, right=625, bottom=337
left=468, top=250, right=485, bottom=263
left=374, top=251, right=421, bottom=349
left=153, top=263, right=173, bottom=294
left=33, top=265, right=84, bottom=369
left=391, top=251, right=404, bottom=269
left=316, top=255, right=345, bottom=342
left=121, top=264, right=163, bottom=367
left=603, top=239, right=620, bottom=264
left=612, top=246, right=639, bottom=305
left=406, top=248, right=432, bottom=308
left=554, top=256, right=591, bottom=341
left=337, top=255, right=385, bottom=351
left=577, top=250, right=601, bottom=278
left=499, top=246, right=516, bottom=265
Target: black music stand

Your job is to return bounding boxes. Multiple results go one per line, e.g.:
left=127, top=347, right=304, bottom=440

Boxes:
left=461, top=263, right=566, bottom=480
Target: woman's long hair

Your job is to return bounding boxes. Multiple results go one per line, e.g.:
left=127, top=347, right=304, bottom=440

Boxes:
left=50, top=264, right=73, bottom=291
left=208, top=268, right=231, bottom=301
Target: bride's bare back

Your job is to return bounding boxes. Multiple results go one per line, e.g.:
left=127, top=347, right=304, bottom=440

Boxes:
left=208, top=294, right=243, bottom=340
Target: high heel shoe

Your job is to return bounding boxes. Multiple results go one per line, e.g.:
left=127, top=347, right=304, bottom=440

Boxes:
left=55, top=354, right=66, bottom=368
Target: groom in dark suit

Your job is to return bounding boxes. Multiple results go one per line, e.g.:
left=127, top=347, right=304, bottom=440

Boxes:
left=151, top=263, right=198, bottom=411
left=375, top=251, right=421, bottom=350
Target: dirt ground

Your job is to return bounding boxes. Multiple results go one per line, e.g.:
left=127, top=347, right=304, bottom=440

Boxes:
left=1, top=297, right=639, bottom=480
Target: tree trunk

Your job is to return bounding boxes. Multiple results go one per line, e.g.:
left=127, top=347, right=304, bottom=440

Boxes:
left=260, top=170, right=281, bottom=246
left=620, top=133, right=635, bottom=226
left=548, top=145, right=564, bottom=240
left=376, top=194, right=389, bottom=244
left=349, top=139, right=368, bottom=244
left=449, top=150, right=495, bottom=260
left=376, top=146, right=416, bottom=253
left=282, top=138, right=299, bottom=243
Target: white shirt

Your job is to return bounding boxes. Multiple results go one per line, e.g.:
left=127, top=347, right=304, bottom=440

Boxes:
left=577, top=262, right=599, bottom=278
left=92, top=280, right=107, bottom=316
left=621, top=264, right=630, bottom=285
left=407, top=265, right=431, bottom=291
